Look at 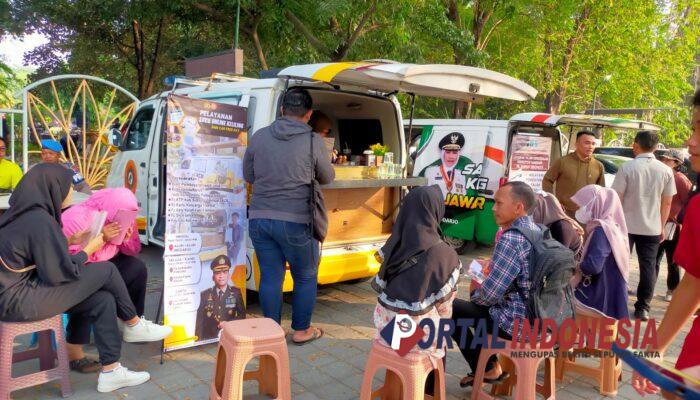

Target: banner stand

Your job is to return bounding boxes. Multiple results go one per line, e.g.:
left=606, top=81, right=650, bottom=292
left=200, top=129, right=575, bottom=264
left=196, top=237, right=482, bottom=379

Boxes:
left=161, top=94, right=249, bottom=353
left=155, top=286, right=165, bottom=364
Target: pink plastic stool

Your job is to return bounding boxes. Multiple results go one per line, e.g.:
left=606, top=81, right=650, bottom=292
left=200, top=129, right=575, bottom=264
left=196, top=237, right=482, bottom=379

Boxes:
left=360, top=340, right=445, bottom=400
left=0, top=315, right=72, bottom=399
left=470, top=335, right=555, bottom=400
left=209, top=318, right=291, bottom=400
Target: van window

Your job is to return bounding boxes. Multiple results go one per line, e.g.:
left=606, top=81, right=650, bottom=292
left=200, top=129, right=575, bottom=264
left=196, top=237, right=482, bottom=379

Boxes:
left=246, top=96, right=257, bottom=132
left=124, top=107, right=155, bottom=150
left=338, top=119, right=383, bottom=155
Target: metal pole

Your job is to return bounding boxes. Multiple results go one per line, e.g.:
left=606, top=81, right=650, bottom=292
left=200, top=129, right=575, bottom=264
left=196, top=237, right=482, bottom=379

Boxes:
left=10, top=113, right=15, bottom=163
left=406, top=93, right=416, bottom=167
left=233, top=0, right=240, bottom=74
left=591, top=81, right=602, bottom=116
left=22, top=92, right=28, bottom=172
left=234, top=0, right=240, bottom=50
left=591, top=90, right=597, bottom=116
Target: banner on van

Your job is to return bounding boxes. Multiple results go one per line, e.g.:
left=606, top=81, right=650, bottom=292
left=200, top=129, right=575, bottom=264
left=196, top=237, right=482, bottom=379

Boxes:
left=163, top=94, right=248, bottom=352
left=413, top=126, right=489, bottom=204
left=413, top=125, right=496, bottom=243
left=507, top=134, right=552, bottom=192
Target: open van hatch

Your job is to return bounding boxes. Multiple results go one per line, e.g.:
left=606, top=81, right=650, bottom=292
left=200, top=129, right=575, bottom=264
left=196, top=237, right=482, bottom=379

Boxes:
left=278, top=62, right=537, bottom=102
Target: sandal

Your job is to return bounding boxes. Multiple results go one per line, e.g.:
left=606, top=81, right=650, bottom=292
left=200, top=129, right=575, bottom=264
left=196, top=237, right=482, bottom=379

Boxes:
left=69, top=357, right=102, bottom=374
left=291, top=327, right=324, bottom=346
left=459, top=371, right=510, bottom=388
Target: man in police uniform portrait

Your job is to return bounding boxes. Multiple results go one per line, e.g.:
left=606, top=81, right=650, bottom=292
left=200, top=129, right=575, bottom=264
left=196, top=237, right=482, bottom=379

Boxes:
left=419, top=132, right=472, bottom=198
left=195, top=255, right=245, bottom=341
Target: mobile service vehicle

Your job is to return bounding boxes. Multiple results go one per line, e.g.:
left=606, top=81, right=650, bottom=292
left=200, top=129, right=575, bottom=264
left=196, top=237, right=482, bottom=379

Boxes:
left=406, top=114, right=659, bottom=252
left=106, top=61, right=537, bottom=291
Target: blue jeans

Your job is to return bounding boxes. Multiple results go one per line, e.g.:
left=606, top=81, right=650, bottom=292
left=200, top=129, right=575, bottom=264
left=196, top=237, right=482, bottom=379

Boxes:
left=249, top=218, right=320, bottom=331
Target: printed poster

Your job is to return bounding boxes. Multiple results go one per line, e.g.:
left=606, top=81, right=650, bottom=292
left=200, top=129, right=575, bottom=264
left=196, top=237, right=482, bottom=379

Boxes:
left=508, top=134, right=552, bottom=192
left=412, top=126, right=491, bottom=241
left=163, top=94, right=248, bottom=351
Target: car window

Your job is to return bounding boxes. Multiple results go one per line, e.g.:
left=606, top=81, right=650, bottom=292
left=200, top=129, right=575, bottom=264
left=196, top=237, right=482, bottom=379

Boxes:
left=123, top=107, right=155, bottom=151
left=596, top=156, right=618, bottom=174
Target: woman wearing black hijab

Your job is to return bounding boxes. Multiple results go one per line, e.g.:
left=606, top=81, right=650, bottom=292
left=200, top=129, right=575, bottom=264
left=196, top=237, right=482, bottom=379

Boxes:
left=372, top=185, right=462, bottom=361
left=0, top=164, right=171, bottom=393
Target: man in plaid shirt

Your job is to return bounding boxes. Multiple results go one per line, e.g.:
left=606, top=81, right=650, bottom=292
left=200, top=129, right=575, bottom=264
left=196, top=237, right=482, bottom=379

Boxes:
left=451, top=181, right=538, bottom=387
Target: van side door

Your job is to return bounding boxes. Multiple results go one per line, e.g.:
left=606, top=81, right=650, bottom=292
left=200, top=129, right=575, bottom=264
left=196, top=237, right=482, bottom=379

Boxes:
left=106, top=100, right=159, bottom=242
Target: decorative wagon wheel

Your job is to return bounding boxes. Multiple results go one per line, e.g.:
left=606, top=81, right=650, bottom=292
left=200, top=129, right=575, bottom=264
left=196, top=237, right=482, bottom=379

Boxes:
left=23, top=75, right=139, bottom=189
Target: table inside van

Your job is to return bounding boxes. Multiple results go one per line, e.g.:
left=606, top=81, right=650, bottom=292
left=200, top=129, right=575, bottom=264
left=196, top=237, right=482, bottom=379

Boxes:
left=320, top=167, right=426, bottom=246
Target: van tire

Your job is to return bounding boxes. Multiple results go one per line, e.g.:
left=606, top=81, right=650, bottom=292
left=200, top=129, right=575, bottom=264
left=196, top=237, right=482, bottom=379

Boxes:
left=444, top=236, right=477, bottom=255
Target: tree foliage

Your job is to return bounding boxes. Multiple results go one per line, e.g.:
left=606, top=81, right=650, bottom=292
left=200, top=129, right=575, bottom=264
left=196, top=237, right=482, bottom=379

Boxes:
left=6, top=0, right=700, bottom=146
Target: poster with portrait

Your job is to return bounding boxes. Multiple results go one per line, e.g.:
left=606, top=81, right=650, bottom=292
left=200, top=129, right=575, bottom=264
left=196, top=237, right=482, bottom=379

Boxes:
left=163, top=94, right=248, bottom=351
left=412, top=125, right=490, bottom=241
left=507, top=134, right=552, bottom=192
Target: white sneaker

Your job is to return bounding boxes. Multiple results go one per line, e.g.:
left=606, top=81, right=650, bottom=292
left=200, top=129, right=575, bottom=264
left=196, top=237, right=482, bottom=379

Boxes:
left=665, top=291, right=673, bottom=302
left=122, top=318, right=173, bottom=343
left=97, top=364, right=150, bottom=392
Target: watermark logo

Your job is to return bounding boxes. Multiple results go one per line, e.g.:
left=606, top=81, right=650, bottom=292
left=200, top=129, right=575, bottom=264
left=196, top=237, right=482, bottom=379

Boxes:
left=379, top=313, right=424, bottom=357
left=381, top=317, right=659, bottom=359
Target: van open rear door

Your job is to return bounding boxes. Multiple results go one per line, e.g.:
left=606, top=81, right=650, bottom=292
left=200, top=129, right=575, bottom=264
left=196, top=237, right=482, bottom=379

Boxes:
left=505, top=113, right=661, bottom=191
left=278, top=62, right=537, bottom=102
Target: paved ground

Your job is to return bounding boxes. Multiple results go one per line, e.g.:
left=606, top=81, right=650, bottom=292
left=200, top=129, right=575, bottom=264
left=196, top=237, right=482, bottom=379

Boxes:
left=11, top=245, right=694, bottom=399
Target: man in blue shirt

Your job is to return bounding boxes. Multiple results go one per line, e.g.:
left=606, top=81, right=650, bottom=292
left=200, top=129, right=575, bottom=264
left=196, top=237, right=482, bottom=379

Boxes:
left=451, top=181, right=539, bottom=387
left=39, top=139, right=92, bottom=195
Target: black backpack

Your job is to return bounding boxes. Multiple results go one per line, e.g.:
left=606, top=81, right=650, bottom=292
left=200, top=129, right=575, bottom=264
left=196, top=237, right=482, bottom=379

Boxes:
left=506, top=224, right=576, bottom=329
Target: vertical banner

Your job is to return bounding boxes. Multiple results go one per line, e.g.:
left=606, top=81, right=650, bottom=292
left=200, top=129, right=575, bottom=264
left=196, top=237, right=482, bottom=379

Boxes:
left=163, top=94, right=248, bottom=351
left=508, top=134, right=552, bottom=192
left=413, top=126, right=492, bottom=242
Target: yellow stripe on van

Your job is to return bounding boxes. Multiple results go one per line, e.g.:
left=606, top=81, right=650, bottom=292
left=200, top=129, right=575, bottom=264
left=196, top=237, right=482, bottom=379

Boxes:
left=311, top=62, right=369, bottom=83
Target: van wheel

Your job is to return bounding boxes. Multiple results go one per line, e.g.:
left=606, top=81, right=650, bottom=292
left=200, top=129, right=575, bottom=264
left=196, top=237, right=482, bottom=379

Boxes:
left=443, top=236, right=477, bottom=255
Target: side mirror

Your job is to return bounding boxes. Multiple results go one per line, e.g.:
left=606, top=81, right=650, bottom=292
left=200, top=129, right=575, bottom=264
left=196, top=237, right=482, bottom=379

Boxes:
left=108, top=128, right=122, bottom=147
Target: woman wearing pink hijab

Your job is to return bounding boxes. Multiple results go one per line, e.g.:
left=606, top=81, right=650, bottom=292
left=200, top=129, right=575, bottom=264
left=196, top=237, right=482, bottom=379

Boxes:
left=61, top=188, right=147, bottom=372
left=570, top=184, right=630, bottom=319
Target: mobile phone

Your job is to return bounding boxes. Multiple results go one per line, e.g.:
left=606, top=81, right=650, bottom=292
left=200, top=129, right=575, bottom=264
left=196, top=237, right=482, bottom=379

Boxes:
left=612, top=343, right=700, bottom=399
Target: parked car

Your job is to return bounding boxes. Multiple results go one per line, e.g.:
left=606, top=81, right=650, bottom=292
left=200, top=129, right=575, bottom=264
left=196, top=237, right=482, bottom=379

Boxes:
left=594, top=154, right=631, bottom=187
left=594, top=146, right=667, bottom=159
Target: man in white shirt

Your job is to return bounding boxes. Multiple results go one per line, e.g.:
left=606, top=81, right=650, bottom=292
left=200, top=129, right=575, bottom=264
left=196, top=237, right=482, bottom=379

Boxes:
left=612, top=131, right=676, bottom=321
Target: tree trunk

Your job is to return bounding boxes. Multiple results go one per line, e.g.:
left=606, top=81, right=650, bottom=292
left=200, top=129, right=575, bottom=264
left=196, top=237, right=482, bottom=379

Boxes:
left=132, top=20, right=146, bottom=99
left=541, top=4, right=593, bottom=114
left=144, top=18, right=165, bottom=98
left=250, top=16, right=268, bottom=70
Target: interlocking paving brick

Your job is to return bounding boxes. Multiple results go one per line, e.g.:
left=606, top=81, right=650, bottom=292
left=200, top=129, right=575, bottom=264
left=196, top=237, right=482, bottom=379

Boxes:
left=13, top=246, right=688, bottom=399
left=307, top=379, right=358, bottom=400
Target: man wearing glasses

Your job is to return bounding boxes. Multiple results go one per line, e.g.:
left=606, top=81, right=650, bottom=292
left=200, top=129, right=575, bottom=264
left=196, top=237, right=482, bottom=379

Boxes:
left=0, top=137, right=22, bottom=192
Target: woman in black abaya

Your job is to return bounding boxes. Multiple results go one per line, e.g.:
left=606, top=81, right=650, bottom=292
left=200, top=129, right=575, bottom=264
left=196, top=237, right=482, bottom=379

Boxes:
left=0, top=164, right=170, bottom=393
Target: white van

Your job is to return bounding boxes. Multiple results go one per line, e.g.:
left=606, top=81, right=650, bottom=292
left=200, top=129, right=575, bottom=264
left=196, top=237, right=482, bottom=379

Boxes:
left=406, top=119, right=508, bottom=252
left=106, top=62, right=537, bottom=291
left=404, top=113, right=660, bottom=252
